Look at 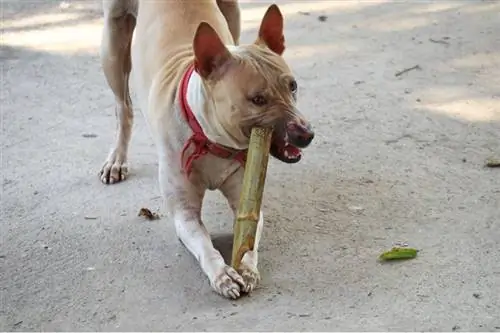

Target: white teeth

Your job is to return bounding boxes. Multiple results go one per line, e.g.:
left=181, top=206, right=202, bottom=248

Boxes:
left=284, top=150, right=289, bottom=158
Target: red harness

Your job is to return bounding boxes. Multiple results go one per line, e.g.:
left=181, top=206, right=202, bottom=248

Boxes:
left=179, top=64, right=247, bottom=177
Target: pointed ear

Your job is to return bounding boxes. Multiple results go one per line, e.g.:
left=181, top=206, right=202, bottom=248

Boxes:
left=193, top=22, right=233, bottom=78
left=255, top=4, right=285, bottom=55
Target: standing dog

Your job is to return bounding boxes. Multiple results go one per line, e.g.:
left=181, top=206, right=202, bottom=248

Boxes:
left=99, top=0, right=315, bottom=299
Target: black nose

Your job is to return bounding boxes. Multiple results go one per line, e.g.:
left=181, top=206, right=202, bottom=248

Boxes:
left=287, top=122, right=315, bottom=148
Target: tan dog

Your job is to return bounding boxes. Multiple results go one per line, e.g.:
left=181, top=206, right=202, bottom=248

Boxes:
left=98, top=0, right=315, bottom=299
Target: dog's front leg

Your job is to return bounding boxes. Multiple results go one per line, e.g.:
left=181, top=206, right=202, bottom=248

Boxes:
left=220, top=170, right=263, bottom=293
left=159, top=156, right=246, bottom=299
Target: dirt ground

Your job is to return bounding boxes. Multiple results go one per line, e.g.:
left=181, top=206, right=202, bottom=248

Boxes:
left=2, top=0, right=500, bottom=331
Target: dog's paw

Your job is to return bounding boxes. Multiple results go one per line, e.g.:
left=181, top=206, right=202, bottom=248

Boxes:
left=238, top=264, right=260, bottom=294
left=211, top=265, right=246, bottom=299
left=99, top=153, right=128, bottom=184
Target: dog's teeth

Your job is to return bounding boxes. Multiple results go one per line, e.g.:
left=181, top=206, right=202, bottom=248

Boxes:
left=284, top=150, right=289, bottom=158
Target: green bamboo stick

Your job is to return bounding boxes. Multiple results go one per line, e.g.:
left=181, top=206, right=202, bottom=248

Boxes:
left=231, top=127, right=273, bottom=270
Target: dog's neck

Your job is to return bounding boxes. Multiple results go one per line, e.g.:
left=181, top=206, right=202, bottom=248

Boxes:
left=185, top=69, right=248, bottom=150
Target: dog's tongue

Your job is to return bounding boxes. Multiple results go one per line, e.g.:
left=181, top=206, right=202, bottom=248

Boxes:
left=283, top=143, right=301, bottom=158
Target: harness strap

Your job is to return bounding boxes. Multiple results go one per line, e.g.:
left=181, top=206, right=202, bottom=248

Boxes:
left=179, top=64, right=247, bottom=177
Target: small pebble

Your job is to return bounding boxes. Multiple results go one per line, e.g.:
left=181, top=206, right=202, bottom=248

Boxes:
left=348, top=205, right=364, bottom=213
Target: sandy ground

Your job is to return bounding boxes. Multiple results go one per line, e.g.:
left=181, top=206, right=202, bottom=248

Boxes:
left=2, top=0, right=500, bottom=331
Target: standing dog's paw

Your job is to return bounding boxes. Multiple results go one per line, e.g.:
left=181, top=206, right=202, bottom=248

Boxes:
left=99, top=152, right=128, bottom=184
left=238, top=264, right=260, bottom=294
left=211, top=265, right=246, bottom=299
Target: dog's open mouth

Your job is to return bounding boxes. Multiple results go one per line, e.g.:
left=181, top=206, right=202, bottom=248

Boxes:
left=270, top=134, right=302, bottom=163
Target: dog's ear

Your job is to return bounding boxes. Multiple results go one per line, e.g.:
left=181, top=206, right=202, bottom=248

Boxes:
left=255, top=4, right=285, bottom=55
left=193, top=22, right=233, bottom=79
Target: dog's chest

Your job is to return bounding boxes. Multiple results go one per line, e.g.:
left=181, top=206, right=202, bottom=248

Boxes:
left=171, top=100, right=243, bottom=191
left=193, top=154, right=242, bottom=191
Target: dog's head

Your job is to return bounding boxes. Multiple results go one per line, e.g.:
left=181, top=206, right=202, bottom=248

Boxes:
left=192, top=4, right=314, bottom=163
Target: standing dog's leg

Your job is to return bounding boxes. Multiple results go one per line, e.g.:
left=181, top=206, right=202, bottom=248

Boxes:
left=220, top=172, right=263, bottom=293
left=216, top=0, right=241, bottom=45
left=99, top=0, right=136, bottom=184
left=160, top=159, right=246, bottom=299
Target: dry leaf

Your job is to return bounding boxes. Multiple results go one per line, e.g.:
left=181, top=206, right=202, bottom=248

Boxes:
left=138, top=207, right=160, bottom=220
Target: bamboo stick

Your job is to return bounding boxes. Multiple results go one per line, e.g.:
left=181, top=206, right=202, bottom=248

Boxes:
left=231, top=127, right=273, bottom=270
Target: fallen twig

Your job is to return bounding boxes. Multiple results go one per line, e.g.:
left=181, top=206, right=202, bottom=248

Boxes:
left=485, top=157, right=500, bottom=168
left=429, top=38, right=450, bottom=45
left=395, top=64, right=422, bottom=77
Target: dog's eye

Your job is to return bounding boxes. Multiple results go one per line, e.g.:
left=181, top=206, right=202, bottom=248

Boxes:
left=289, top=80, right=298, bottom=93
left=251, top=95, right=267, bottom=106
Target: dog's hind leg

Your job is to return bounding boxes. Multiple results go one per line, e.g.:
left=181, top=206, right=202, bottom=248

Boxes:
left=99, top=0, right=137, bottom=184
left=216, top=0, right=241, bottom=45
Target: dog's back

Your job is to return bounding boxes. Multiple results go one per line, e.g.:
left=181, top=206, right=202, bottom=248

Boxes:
left=136, top=0, right=234, bottom=47
left=128, top=1, right=237, bottom=112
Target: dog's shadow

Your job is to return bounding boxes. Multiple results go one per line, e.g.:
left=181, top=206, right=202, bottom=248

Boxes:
left=211, top=232, right=234, bottom=264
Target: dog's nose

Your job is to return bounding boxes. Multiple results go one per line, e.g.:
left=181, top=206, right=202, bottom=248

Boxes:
left=287, top=122, right=315, bottom=148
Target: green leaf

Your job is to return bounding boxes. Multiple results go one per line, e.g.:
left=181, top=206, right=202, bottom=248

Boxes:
left=378, top=247, right=418, bottom=261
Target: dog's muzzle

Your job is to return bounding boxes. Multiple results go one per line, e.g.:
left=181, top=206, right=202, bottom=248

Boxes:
left=286, top=121, right=314, bottom=148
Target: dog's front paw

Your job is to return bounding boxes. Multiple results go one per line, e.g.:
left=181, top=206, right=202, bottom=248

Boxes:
left=99, top=151, right=128, bottom=184
left=211, top=265, right=246, bottom=299
left=238, top=264, right=260, bottom=294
